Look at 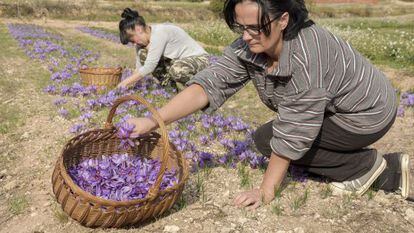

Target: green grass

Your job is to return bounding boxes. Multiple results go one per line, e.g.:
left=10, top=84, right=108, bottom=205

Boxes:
left=204, top=46, right=223, bottom=56
left=274, top=186, right=283, bottom=199
left=0, top=23, right=52, bottom=89
left=52, top=204, right=69, bottom=224
left=88, top=25, right=226, bottom=56
left=195, top=169, right=207, bottom=203
left=67, top=107, right=81, bottom=120
left=320, top=17, right=414, bottom=30
left=237, top=163, right=252, bottom=188
left=2, top=0, right=413, bottom=21
left=172, top=195, right=188, bottom=212
left=365, top=188, right=375, bottom=200
left=320, top=184, right=333, bottom=199
left=342, top=193, right=357, bottom=207
left=270, top=186, right=284, bottom=215
left=185, top=20, right=238, bottom=47
left=9, top=195, right=29, bottom=215
left=45, top=26, right=135, bottom=68
left=318, top=18, right=414, bottom=75
left=290, top=189, right=309, bottom=211
left=0, top=0, right=215, bottom=22
left=0, top=23, right=78, bottom=134
left=271, top=201, right=284, bottom=216
left=309, top=2, right=414, bottom=18
left=0, top=70, right=20, bottom=96
left=0, top=24, right=24, bottom=133
left=90, top=26, right=117, bottom=35
left=0, top=106, right=22, bottom=134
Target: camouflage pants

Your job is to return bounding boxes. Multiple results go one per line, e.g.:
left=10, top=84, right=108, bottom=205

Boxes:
left=139, top=49, right=209, bottom=86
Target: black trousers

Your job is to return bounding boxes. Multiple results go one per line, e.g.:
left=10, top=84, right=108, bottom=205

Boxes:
left=253, top=115, right=396, bottom=182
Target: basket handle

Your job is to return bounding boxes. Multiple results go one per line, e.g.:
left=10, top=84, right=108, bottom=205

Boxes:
left=105, top=95, right=170, bottom=201
left=113, top=66, right=124, bottom=75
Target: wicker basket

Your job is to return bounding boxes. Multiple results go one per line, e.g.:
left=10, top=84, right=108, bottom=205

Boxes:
left=51, top=95, right=189, bottom=228
left=79, top=67, right=123, bottom=90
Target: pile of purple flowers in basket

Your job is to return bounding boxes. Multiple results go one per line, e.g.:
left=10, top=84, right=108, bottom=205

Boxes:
left=68, top=153, right=178, bottom=201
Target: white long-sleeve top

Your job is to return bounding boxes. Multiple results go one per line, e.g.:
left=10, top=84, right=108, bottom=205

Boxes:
left=135, top=23, right=207, bottom=76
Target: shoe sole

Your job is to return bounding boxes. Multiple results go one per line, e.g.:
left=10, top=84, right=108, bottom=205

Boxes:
left=330, top=158, right=387, bottom=196
left=401, top=154, right=409, bottom=199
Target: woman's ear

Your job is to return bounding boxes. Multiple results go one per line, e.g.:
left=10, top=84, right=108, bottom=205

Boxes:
left=135, top=25, right=142, bottom=33
left=279, top=12, right=289, bottom=31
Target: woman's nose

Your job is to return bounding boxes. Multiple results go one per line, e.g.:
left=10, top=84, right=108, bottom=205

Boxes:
left=242, top=30, right=253, bottom=42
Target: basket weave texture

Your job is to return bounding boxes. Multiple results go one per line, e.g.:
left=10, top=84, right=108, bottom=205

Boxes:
left=79, top=67, right=123, bottom=89
left=51, top=95, right=189, bottom=228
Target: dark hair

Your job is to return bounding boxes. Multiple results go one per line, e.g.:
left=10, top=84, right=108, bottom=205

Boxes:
left=119, top=8, right=146, bottom=45
left=224, top=0, right=313, bottom=40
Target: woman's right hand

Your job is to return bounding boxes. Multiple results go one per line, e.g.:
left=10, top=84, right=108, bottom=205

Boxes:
left=126, top=117, right=158, bottom=138
left=117, top=76, right=139, bottom=89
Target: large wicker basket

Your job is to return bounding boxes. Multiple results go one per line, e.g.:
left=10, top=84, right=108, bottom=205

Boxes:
left=79, top=67, right=123, bottom=90
left=51, top=95, right=189, bottom=228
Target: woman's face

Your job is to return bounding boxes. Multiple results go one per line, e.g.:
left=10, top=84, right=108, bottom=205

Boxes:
left=127, top=25, right=150, bottom=47
left=234, top=1, right=288, bottom=55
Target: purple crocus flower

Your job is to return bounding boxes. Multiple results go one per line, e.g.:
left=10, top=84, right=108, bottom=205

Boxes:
left=86, top=99, right=97, bottom=109
left=58, top=108, right=69, bottom=118
left=397, top=106, right=405, bottom=117
left=218, top=154, right=230, bottom=165
left=44, top=85, right=56, bottom=94
left=198, top=152, right=215, bottom=168
left=116, top=122, right=138, bottom=149
left=187, top=124, right=196, bottom=131
left=60, top=86, right=71, bottom=96
left=408, top=94, right=414, bottom=106
left=289, top=165, right=308, bottom=182
left=248, top=152, right=267, bottom=169
left=80, top=112, right=93, bottom=121
left=53, top=98, right=67, bottom=106
left=69, top=123, right=86, bottom=134
left=199, top=135, right=209, bottom=145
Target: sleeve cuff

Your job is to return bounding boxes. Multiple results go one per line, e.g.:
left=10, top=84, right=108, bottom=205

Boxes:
left=186, top=76, right=221, bottom=114
left=269, top=137, right=309, bottom=160
left=138, top=67, right=152, bottom=78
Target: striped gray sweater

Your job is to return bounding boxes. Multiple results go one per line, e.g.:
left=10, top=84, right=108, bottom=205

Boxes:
left=186, top=24, right=397, bottom=160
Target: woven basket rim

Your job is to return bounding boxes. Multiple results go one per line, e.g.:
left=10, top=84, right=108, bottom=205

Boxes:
left=59, top=128, right=189, bottom=207
left=79, top=67, right=123, bottom=75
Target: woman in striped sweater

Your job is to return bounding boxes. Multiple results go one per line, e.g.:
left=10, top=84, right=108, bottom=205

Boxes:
left=126, top=0, right=413, bottom=209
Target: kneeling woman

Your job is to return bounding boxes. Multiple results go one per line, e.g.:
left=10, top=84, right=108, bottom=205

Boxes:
left=126, top=0, right=413, bottom=208
left=117, top=8, right=209, bottom=89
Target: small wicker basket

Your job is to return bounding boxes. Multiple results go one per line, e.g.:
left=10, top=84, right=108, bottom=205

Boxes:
left=79, top=67, right=123, bottom=90
left=51, top=95, right=189, bottom=228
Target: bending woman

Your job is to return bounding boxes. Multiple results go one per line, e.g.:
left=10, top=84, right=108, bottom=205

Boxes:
left=117, top=8, right=209, bottom=89
left=125, top=0, right=413, bottom=209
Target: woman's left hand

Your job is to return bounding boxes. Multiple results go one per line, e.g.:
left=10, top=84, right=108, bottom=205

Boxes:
left=233, top=187, right=275, bottom=210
